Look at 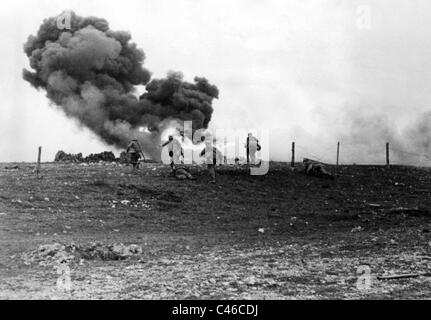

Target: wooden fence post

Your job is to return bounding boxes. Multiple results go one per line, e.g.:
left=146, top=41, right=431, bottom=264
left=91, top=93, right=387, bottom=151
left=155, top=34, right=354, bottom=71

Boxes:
left=246, top=136, right=250, bottom=165
left=386, top=142, right=390, bottom=168
left=291, top=142, right=295, bottom=167
left=36, top=146, right=42, bottom=177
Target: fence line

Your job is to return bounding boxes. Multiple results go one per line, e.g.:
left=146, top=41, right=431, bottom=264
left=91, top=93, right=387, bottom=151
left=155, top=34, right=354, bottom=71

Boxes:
left=391, top=147, right=431, bottom=161
left=287, top=141, right=431, bottom=167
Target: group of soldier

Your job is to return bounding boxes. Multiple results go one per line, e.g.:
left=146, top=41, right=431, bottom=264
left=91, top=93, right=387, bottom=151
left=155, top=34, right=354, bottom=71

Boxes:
left=125, top=133, right=262, bottom=183
left=126, top=134, right=335, bottom=181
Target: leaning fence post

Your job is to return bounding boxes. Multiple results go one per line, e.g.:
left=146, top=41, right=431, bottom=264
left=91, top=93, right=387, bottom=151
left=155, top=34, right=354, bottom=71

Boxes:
left=336, top=141, right=340, bottom=168
left=36, top=146, right=42, bottom=178
left=386, top=142, right=390, bottom=168
left=291, top=142, right=295, bottom=167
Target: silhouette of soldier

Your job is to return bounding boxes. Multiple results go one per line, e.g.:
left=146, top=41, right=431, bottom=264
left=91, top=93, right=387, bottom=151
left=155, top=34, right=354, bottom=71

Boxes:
left=161, top=135, right=183, bottom=170
left=246, top=133, right=261, bottom=165
left=200, top=137, right=222, bottom=184
left=126, top=139, right=145, bottom=169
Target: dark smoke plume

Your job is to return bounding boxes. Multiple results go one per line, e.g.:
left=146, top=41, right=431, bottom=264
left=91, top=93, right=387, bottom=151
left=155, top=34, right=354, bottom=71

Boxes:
left=23, top=11, right=219, bottom=160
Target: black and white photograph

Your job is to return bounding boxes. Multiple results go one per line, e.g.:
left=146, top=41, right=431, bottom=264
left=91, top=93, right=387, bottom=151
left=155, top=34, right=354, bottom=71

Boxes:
left=0, top=0, right=430, bottom=305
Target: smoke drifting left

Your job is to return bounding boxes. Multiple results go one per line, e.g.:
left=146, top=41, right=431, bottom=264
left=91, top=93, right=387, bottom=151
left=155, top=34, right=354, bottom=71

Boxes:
left=23, top=11, right=219, bottom=160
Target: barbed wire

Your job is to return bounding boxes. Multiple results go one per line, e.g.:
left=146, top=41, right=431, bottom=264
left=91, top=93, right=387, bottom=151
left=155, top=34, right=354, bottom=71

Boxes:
left=296, top=145, right=333, bottom=164
left=290, top=142, right=431, bottom=166
left=391, top=147, right=431, bottom=161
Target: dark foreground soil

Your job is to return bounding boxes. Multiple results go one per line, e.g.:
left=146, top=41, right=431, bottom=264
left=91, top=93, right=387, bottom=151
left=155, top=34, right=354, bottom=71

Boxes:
left=0, top=162, right=430, bottom=299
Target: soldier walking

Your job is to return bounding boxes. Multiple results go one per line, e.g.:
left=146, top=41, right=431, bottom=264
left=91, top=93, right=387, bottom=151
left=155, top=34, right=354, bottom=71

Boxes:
left=200, top=137, right=222, bottom=184
left=246, top=133, right=261, bottom=165
left=161, top=135, right=183, bottom=170
left=126, top=139, right=145, bottom=169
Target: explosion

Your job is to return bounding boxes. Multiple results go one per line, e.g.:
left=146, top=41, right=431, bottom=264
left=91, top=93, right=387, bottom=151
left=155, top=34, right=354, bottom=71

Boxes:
left=23, top=11, right=219, bottom=160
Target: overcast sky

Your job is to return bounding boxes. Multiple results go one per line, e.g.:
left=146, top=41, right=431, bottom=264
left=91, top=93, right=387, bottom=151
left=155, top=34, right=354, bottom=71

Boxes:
left=1, top=0, right=431, bottom=164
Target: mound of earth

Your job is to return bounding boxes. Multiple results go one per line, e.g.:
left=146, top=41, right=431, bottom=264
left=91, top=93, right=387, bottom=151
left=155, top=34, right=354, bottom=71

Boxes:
left=21, top=242, right=143, bottom=267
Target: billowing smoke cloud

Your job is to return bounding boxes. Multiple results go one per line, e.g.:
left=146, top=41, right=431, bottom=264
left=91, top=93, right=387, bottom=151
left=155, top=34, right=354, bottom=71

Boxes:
left=23, top=11, right=218, bottom=160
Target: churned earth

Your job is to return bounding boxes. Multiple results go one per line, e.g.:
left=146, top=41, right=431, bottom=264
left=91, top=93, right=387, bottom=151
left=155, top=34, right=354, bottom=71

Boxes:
left=0, top=162, right=430, bottom=299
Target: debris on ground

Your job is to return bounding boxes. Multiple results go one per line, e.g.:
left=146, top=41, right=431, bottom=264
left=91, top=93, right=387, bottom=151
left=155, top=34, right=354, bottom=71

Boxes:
left=21, top=243, right=74, bottom=267
left=21, top=242, right=143, bottom=266
left=350, top=226, right=363, bottom=233
left=386, top=206, right=430, bottom=217
left=377, top=272, right=431, bottom=280
left=172, top=167, right=196, bottom=180
left=367, top=203, right=382, bottom=208
left=245, top=275, right=258, bottom=285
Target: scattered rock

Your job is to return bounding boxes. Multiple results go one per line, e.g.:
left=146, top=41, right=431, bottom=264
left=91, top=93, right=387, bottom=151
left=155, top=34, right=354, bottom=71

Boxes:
left=39, top=243, right=65, bottom=255
left=350, top=226, right=363, bottom=233
left=112, top=243, right=142, bottom=257
left=21, top=242, right=143, bottom=266
left=21, top=243, right=74, bottom=267
left=367, top=203, right=382, bottom=208
left=159, top=258, right=172, bottom=264
left=245, top=276, right=257, bottom=285
left=387, top=206, right=430, bottom=217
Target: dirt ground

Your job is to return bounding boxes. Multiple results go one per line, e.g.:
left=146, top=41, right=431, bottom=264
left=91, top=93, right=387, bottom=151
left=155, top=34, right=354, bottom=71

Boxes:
left=0, top=161, right=430, bottom=299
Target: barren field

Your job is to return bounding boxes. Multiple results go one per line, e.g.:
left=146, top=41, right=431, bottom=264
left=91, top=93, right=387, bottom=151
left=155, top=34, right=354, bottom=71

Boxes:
left=0, top=162, right=430, bottom=299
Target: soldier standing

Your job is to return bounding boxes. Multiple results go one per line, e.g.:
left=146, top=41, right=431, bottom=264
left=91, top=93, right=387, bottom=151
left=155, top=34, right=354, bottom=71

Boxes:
left=200, top=137, right=222, bottom=184
left=161, top=135, right=183, bottom=170
left=246, top=133, right=261, bottom=165
left=126, top=139, right=144, bottom=169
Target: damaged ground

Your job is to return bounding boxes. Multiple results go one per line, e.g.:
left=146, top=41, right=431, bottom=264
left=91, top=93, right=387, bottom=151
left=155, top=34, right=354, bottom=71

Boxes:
left=0, top=162, right=430, bottom=299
